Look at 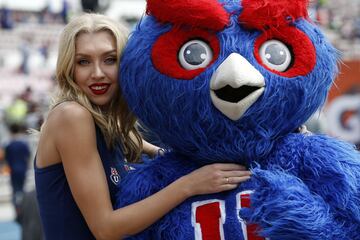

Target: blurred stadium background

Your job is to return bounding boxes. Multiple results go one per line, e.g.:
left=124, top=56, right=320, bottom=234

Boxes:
left=0, top=0, right=359, bottom=239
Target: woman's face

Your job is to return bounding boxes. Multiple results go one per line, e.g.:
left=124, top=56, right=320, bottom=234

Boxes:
left=74, top=31, right=118, bottom=108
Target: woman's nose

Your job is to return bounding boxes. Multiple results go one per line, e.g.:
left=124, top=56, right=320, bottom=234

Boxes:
left=91, top=63, right=105, bottom=79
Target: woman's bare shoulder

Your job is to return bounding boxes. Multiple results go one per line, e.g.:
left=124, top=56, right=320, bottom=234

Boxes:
left=43, top=101, right=94, bottom=138
left=49, top=101, right=91, bottom=122
left=37, top=102, right=93, bottom=167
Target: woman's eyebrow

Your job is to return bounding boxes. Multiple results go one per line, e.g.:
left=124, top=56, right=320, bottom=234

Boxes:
left=102, top=50, right=117, bottom=56
left=75, top=50, right=117, bottom=57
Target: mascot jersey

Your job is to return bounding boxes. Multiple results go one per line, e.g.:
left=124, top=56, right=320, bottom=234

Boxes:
left=116, top=0, right=360, bottom=239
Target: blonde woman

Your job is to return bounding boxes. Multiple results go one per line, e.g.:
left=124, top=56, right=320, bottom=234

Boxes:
left=34, top=13, right=251, bottom=240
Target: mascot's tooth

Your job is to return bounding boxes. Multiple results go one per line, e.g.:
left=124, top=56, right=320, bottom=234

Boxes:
left=210, top=87, right=265, bottom=121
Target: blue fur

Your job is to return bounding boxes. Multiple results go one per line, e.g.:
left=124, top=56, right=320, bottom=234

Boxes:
left=116, top=0, right=360, bottom=239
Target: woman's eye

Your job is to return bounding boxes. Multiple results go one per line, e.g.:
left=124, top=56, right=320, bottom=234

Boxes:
left=178, top=40, right=213, bottom=70
left=259, top=40, right=292, bottom=72
left=77, top=59, right=90, bottom=65
left=105, top=57, right=117, bottom=64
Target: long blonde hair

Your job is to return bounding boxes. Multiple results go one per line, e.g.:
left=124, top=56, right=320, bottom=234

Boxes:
left=53, top=13, right=142, bottom=162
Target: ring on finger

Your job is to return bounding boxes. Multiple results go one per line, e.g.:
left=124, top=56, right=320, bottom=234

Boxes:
left=225, top=177, right=229, bottom=184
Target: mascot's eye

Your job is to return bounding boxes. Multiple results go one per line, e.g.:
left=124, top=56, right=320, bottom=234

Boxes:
left=259, top=40, right=292, bottom=72
left=178, top=40, right=213, bottom=70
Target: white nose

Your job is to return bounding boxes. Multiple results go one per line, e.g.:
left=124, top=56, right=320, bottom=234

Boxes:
left=210, top=53, right=265, bottom=121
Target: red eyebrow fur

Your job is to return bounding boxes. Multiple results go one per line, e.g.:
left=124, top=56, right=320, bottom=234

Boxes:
left=146, top=0, right=230, bottom=31
left=239, top=0, right=310, bottom=30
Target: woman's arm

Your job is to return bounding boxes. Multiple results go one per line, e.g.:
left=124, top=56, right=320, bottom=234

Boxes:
left=53, top=103, right=251, bottom=240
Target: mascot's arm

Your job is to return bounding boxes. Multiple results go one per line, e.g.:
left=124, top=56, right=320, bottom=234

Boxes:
left=241, top=135, right=360, bottom=240
left=241, top=168, right=339, bottom=240
left=299, top=135, right=360, bottom=239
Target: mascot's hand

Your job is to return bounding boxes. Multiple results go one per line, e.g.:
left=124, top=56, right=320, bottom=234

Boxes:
left=239, top=168, right=336, bottom=240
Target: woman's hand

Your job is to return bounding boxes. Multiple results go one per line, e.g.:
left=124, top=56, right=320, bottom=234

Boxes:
left=178, top=163, right=251, bottom=197
left=298, top=125, right=312, bottom=135
left=142, top=139, right=164, bottom=158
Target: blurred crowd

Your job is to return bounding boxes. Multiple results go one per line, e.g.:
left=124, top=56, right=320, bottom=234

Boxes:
left=311, top=0, right=360, bottom=39
left=308, top=0, right=360, bottom=59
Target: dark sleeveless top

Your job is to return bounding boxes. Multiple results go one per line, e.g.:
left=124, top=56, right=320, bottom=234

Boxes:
left=35, top=125, right=130, bottom=240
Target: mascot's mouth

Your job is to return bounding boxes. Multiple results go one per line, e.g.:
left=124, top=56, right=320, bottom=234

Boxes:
left=210, top=53, right=265, bottom=121
left=214, top=85, right=262, bottom=103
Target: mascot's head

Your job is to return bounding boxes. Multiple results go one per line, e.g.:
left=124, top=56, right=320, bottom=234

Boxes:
left=119, top=0, right=338, bottom=164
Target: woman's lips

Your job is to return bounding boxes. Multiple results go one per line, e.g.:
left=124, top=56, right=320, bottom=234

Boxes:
left=89, top=83, right=110, bottom=95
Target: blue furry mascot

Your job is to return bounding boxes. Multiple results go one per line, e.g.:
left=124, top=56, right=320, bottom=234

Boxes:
left=116, top=0, right=360, bottom=239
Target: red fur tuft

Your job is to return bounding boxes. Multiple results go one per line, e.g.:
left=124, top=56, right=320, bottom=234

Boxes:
left=239, top=0, right=309, bottom=30
left=146, top=0, right=229, bottom=30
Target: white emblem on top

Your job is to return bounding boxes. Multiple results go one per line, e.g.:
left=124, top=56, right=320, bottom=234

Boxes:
left=110, top=167, right=120, bottom=185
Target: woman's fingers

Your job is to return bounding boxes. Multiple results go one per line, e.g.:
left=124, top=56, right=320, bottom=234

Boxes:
left=183, top=163, right=252, bottom=196
left=225, top=170, right=252, bottom=177
left=221, top=184, right=239, bottom=191
left=219, top=176, right=251, bottom=191
left=224, top=175, right=251, bottom=185
left=213, top=163, right=247, bottom=171
left=220, top=170, right=251, bottom=185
